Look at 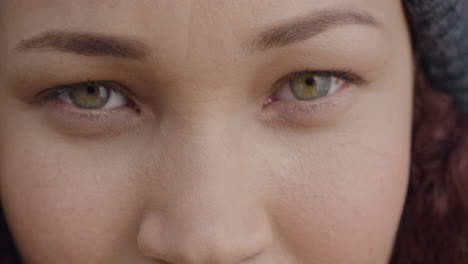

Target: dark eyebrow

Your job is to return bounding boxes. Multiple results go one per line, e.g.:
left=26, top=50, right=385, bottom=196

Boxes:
left=252, top=9, right=382, bottom=51
left=16, top=31, right=149, bottom=59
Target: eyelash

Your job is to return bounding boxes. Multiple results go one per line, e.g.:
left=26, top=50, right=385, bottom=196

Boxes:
left=289, top=69, right=362, bottom=84
left=37, top=81, right=125, bottom=102
left=265, top=68, right=363, bottom=103
left=35, top=80, right=142, bottom=114
left=35, top=69, right=363, bottom=116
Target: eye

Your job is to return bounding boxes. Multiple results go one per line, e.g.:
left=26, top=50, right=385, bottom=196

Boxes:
left=268, top=71, right=360, bottom=103
left=40, top=81, right=130, bottom=110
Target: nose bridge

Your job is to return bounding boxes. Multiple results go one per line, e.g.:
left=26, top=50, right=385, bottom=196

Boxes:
left=166, top=105, right=248, bottom=183
left=137, top=115, right=271, bottom=263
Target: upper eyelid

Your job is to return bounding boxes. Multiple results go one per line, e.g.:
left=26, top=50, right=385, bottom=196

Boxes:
left=287, top=70, right=365, bottom=85
left=34, top=69, right=362, bottom=105
left=268, top=69, right=362, bottom=98
left=36, top=81, right=135, bottom=103
left=38, top=85, right=77, bottom=103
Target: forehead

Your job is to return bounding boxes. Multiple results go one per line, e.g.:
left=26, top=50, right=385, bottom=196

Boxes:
left=1, top=0, right=393, bottom=41
left=0, top=0, right=397, bottom=78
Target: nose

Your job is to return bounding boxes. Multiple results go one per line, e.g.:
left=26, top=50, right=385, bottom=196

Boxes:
left=136, top=122, right=272, bottom=264
left=137, top=185, right=272, bottom=264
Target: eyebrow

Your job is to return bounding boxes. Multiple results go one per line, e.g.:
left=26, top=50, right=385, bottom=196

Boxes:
left=15, top=9, right=379, bottom=58
left=16, top=31, right=149, bottom=59
left=252, top=8, right=382, bottom=51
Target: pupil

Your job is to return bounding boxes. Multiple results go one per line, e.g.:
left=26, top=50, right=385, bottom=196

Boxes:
left=87, top=85, right=96, bottom=94
left=305, top=78, right=314, bottom=86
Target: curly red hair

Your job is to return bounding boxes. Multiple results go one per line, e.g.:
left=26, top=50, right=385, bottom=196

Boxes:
left=0, top=71, right=467, bottom=264
left=390, top=70, right=468, bottom=263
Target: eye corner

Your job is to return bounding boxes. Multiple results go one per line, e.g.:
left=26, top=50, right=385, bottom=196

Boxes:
left=332, top=69, right=366, bottom=85
left=35, top=86, right=71, bottom=104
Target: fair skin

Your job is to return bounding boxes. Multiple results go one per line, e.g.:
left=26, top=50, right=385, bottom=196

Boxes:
left=0, top=0, right=413, bottom=263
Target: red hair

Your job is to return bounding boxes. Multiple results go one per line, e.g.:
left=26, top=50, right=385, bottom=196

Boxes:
left=1, top=71, right=467, bottom=263
left=390, top=70, right=468, bottom=263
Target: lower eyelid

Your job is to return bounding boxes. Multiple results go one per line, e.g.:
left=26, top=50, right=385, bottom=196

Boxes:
left=261, top=83, right=356, bottom=127
left=40, top=98, right=143, bottom=137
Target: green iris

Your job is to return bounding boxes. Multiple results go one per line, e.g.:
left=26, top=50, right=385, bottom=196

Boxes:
left=69, top=83, right=111, bottom=109
left=290, top=73, right=331, bottom=100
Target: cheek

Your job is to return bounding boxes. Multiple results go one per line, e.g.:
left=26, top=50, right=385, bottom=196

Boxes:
left=264, top=78, right=412, bottom=262
left=267, top=137, right=410, bottom=263
left=0, top=133, right=143, bottom=263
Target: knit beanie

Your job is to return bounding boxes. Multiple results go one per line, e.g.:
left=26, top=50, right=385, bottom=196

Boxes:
left=404, top=0, right=468, bottom=113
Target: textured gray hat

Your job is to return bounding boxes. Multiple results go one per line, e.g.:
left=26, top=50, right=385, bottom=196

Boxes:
left=404, top=0, right=468, bottom=113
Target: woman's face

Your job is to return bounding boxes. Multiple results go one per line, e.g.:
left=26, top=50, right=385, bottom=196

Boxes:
left=0, top=0, right=413, bottom=263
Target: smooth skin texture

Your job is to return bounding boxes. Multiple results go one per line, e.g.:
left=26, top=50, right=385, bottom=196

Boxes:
left=0, top=0, right=413, bottom=263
